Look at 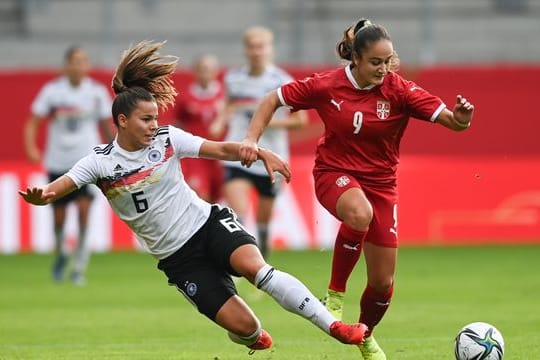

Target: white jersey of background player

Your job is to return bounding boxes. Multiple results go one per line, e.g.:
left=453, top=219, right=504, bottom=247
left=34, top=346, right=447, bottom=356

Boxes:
left=209, top=27, right=307, bottom=260
left=222, top=64, right=292, bottom=175
left=31, top=69, right=112, bottom=173
left=67, top=126, right=209, bottom=258
left=24, top=46, right=114, bottom=285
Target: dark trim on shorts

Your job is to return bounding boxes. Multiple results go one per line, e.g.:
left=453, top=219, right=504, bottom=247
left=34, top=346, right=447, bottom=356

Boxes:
left=48, top=172, right=94, bottom=207
left=223, top=166, right=282, bottom=198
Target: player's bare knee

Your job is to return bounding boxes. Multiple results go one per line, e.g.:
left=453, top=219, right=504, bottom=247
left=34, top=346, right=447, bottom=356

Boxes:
left=343, top=207, right=373, bottom=231
left=370, top=278, right=394, bottom=294
left=230, top=313, right=260, bottom=337
left=230, top=245, right=266, bottom=283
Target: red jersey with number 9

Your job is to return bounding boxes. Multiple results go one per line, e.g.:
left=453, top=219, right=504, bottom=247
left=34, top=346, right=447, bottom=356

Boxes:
left=277, top=65, right=445, bottom=185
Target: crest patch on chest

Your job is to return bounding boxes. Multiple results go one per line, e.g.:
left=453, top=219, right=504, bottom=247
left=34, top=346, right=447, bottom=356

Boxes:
left=376, top=100, right=390, bottom=120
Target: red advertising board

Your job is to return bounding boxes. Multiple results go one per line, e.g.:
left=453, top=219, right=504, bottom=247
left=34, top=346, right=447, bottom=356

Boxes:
left=1, top=155, right=538, bottom=253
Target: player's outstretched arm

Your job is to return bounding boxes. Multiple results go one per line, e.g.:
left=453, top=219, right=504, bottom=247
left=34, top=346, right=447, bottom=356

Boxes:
left=435, top=95, right=474, bottom=131
left=199, top=140, right=290, bottom=183
left=19, top=175, right=78, bottom=206
left=240, top=90, right=282, bottom=167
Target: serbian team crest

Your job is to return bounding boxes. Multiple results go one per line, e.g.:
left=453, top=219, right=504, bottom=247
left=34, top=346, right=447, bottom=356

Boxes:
left=376, top=100, right=391, bottom=120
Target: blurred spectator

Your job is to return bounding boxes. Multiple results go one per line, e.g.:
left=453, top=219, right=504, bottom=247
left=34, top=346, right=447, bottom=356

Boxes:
left=23, top=46, right=114, bottom=285
left=210, top=26, right=307, bottom=259
left=174, top=54, right=225, bottom=202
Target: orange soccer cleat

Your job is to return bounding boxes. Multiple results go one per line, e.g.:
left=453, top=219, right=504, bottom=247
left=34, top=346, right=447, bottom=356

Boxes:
left=247, top=329, right=273, bottom=354
left=329, top=321, right=368, bottom=345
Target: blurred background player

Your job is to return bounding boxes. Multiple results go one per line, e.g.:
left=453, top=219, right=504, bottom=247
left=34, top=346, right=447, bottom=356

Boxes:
left=23, top=45, right=114, bottom=285
left=211, top=26, right=307, bottom=259
left=173, top=54, right=225, bottom=202
left=19, top=40, right=368, bottom=352
left=239, top=18, right=474, bottom=360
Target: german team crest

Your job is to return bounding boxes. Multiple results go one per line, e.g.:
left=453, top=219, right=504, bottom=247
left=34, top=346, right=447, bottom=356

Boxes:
left=376, top=100, right=390, bottom=120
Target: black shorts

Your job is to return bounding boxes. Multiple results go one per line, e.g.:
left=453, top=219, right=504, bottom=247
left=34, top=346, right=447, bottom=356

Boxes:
left=223, top=166, right=282, bottom=198
left=48, top=172, right=94, bottom=207
left=157, top=205, right=258, bottom=320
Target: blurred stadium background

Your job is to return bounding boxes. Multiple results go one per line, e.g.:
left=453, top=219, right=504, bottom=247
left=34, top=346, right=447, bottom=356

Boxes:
left=0, top=0, right=538, bottom=253
left=1, top=1, right=539, bottom=359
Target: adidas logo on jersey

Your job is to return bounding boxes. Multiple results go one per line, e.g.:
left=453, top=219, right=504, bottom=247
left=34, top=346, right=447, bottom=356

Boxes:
left=114, top=164, right=124, bottom=172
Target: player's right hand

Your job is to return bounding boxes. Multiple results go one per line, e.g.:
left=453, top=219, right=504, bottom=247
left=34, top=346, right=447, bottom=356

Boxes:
left=239, top=138, right=259, bottom=167
left=18, top=187, right=56, bottom=206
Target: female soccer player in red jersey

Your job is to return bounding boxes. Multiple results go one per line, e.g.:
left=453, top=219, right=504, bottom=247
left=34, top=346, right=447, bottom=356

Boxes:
left=239, top=19, right=474, bottom=359
left=19, top=41, right=368, bottom=354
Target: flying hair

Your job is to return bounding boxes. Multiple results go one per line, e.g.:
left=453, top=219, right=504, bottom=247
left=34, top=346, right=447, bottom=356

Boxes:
left=111, top=40, right=179, bottom=110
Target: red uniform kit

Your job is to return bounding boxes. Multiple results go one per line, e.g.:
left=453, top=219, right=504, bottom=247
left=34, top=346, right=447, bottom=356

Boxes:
left=278, top=66, right=445, bottom=247
left=175, top=82, right=225, bottom=200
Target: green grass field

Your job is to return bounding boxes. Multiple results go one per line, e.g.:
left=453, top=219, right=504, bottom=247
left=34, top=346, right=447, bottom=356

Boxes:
left=1, top=246, right=539, bottom=359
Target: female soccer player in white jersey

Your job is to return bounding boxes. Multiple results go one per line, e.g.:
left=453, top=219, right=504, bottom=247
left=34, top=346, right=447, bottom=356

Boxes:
left=23, top=46, right=115, bottom=285
left=239, top=19, right=474, bottom=359
left=210, top=26, right=308, bottom=259
left=19, top=41, right=368, bottom=353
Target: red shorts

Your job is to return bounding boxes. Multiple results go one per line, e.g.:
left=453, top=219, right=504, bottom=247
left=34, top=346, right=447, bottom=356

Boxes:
left=314, top=170, right=399, bottom=248
left=181, top=158, right=223, bottom=202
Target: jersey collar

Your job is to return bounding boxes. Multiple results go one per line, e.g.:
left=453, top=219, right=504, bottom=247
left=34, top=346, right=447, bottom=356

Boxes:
left=345, top=64, right=375, bottom=91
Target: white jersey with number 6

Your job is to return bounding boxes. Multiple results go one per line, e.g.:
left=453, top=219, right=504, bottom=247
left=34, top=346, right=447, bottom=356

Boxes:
left=66, top=125, right=211, bottom=259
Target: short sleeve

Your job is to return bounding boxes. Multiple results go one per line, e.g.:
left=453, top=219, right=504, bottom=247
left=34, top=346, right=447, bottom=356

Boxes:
left=168, top=125, right=205, bottom=158
left=65, top=154, right=100, bottom=188
left=277, top=74, right=321, bottom=111
left=31, top=84, right=53, bottom=118
left=403, top=80, right=446, bottom=122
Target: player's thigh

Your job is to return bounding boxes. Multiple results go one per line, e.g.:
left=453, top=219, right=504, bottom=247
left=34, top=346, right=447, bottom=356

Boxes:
left=170, top=267, right=239, bottom=321
left=314, top=171, right=371, bottom=223
left=364, top=186, right=398, bottom=247
left=205, top=206, right=261, bottom=278
left=157, top=226, right=241, bottom=321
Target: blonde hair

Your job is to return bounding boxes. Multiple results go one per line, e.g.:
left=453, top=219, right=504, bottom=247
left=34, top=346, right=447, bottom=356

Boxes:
left=243, top=26, right=274, bottom=45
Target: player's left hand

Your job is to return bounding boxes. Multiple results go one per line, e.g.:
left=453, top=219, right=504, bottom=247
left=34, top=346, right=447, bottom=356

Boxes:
left=239, top=138, right=259, bottom=168
left=257, top=148, right=291, bottom=183
left=453, top=95, right=474, bottom=126
left=18, top=187, right=55, bottom=206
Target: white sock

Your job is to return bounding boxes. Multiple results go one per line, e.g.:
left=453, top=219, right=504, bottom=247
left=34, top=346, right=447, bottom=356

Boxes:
left=255, top=264, right=336, bottom=334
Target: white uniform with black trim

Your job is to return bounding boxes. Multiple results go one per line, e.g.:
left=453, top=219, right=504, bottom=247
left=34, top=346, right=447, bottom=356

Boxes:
left=31, top=76, right=112, bottom=172
left=224, top=65, right=292, bottom=176
left=66, top=125, right=210, bottom=259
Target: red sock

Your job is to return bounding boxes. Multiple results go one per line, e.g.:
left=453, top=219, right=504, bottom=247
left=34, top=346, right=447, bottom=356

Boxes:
left=359, top=284, right=394, bottom=336
left=328, top=224, right=367, bottom=292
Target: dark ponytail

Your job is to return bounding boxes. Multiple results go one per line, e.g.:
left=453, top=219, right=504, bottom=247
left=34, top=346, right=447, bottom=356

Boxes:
left=336, top=18, right=398, bottom=71
left=111, top=41, right=179, bottom=125
left=336, top=19, right=372, bottom=61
